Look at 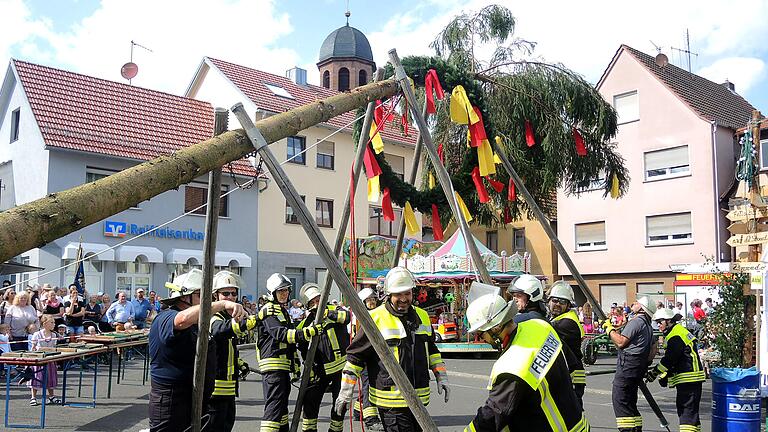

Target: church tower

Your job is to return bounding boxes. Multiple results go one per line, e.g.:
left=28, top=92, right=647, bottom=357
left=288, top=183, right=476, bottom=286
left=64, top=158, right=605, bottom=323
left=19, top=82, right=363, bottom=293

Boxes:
left=317, top=12, right=375, bottom=92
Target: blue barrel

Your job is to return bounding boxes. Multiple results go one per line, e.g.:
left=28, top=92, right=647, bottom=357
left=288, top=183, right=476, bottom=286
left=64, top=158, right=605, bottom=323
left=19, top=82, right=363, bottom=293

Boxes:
left=711, top=367, right=761, bottom=432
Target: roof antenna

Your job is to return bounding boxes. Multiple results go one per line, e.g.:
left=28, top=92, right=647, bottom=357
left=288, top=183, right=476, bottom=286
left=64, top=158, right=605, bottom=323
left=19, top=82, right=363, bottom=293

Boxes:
left=649, top=40, right=668, bottom=68
left=121, top=40, right=153, bottom=85
left=345, top=0, right=350, bottom=25
left=671, top=29, right=698, bottom=73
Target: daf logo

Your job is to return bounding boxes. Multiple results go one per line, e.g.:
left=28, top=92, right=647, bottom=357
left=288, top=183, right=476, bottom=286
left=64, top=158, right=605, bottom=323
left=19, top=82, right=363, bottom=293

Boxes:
left=728, top=403, right=760, bottom=413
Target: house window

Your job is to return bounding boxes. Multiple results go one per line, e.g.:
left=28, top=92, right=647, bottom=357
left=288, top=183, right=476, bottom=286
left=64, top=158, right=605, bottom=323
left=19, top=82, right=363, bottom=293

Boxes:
left=64, top=257, right=103, bottom=294
left=369, top=206, right=402, bottom=237
left=285, top=195, right=306, bottom=224
left=575, top=221, right=606, bottom=251
left=359, top=70, right=368, bottom=86
left=760, top=139, right=768, bottom=170
left=184, top=184, right=229, bottom=217
left=322, top=71, right=330, bottom=89
left=87, top=167, right=140, bottom=209
left=116, top=258, right=152, bottom=298
left=287, top=136, right=306, bottom=165
left=316, top=198, right=333, bottom=227
left=646, top=212, right=692, bottom=245
left=316, top=141, right=334, bottom=170
left=338, top=68, right=350, bottom=91
left=264, top=83, right=294, bottom=99
left=579, top=169, right=606, bottom=192
left=285, top=267, right=305, bottom=298
left=10, top=108, right=20, bottom=143
left=513, top=228, right=525, bottom=250
left=644, top=145, right=689, bottom=180
left=599, top=284, right=627, bottom=314
left=384, top=153, right=405, bottom=181
left=613, top=91, right=638, bottom=124
left=486, top=230, right=498, bottom=254
left=637, top=282, right=664, bottom=295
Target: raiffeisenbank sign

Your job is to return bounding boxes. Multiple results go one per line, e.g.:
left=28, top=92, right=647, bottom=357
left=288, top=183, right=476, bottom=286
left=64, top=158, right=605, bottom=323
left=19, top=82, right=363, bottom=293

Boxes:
left=103, top=220, right=204, bottom=241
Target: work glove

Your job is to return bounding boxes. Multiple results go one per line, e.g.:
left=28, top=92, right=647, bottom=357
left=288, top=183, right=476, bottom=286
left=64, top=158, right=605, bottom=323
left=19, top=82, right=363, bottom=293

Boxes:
left=433, top=363, right=450, bottom=403
left=645, top=365, right=661, bottom=382
left=602, top=319, right=615, bottom=334
left=299, top=323, right=324, bottom=341
left=334, top=371, right=357, bottom=417
left=243, top=315, right=258, bottom=331
left=238, top=358, right=250, bottom=380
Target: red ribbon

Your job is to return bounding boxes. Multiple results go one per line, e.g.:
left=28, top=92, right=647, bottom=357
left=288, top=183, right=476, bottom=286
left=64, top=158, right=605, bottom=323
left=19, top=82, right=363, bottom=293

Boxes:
left=382, top=188, right=395, bottom=221
left=431, top=204, right=444, bottom=241
left=424, top=69, right=445, bottom=114
left=508, top=178, right=516, bottom=201
left=503, top=207, right=513, bottom=224
left=402, top=100, right=409, bottom=135
left=468, top=106, right=487, bottom=148
left=374, top=100, right=384, bottom=130
left=437, top=143, right=444, bottom=164
left=573, top=128, right=587, bottom=156
left=486, top=177, right=504, bottom=193
left=471, top=167, right=490, bottom=203
left=363, top=146, right=382, bottom=178
left=525, top=120, right=535, bottom=147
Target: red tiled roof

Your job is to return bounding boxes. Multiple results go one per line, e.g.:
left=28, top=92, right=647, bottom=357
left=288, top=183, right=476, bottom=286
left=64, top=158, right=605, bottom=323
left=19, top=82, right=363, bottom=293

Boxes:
left=13, top=59, right=256, bottom=176
left=206, top=57, right=417, bottom=146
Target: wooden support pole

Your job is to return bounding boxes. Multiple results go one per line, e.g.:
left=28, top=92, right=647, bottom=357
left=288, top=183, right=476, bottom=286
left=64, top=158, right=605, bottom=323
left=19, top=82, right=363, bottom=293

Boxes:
left=232, top=104, right=439, bottom=432
left=289, top=69, right=384, bottom=432
left=388, top=49, right=492, bottom=284
left=191, top=108, right=227, bottom=432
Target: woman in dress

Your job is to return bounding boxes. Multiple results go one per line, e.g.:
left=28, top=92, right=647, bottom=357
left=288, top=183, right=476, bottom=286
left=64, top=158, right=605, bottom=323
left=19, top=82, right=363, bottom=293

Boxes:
left=28, top=315, right=60, bottom=406
left=5, top=292, right=39, bottom=351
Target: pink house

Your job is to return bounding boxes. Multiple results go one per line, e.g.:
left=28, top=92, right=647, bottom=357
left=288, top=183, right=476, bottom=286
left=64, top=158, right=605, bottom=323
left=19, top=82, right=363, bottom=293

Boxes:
left=557, top=45, right=755, bottom=311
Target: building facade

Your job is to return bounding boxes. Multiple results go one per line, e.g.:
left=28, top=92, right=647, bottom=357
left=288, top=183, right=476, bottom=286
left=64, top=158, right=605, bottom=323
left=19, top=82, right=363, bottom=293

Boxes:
left=0, top=60, right=260, bottom=298
left=557, top=45, right=754, bottom=311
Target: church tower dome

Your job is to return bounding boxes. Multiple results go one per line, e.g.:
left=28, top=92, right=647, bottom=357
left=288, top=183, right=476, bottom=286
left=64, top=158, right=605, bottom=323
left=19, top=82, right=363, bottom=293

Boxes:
left=317, top=13, right=375, bottom=92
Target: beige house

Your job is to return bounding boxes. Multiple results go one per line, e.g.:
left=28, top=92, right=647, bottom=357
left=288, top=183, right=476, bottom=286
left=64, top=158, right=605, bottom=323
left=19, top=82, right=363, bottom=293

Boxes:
left=185, top=25, right=418, bottom=294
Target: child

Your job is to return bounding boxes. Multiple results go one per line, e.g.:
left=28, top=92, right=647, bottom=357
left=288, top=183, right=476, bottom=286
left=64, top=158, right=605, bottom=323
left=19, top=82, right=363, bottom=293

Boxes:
left=0, top=323, right=10, bottom=354
left=56, top=325, right=68, bottom=346
left=26, top=323, right=37, bottom=351
left=29, top=315, right=59, bottom=406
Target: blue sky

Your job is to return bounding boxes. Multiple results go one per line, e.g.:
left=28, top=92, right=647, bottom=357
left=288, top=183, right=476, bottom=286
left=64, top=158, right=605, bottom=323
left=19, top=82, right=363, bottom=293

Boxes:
left=2, top=0, right=767, bottom=114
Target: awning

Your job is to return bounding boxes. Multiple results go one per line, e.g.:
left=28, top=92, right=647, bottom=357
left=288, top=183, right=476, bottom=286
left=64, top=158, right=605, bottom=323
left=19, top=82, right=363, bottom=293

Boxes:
left=0, top=261, right=44, bottom=276
left=166, top=249, right=252, bottom=267
left=215, top=252, right=252, bottom=268
left=61, top=242, right=115, bottom=261
left=115, top=246, right=164, bottom=263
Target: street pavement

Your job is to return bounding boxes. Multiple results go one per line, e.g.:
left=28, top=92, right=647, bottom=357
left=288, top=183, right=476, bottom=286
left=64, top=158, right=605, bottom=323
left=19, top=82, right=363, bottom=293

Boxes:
left=1, top=349, right=714, bottom=431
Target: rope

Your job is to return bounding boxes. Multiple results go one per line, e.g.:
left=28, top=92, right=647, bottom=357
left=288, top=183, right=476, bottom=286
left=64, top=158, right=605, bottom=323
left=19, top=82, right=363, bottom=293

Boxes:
left=9, top=103, right=385, bottom=291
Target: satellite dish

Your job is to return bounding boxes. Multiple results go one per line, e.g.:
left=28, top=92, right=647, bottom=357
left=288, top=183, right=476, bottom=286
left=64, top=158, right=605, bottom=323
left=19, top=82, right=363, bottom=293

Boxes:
left=654, top=53, right=669, bottom=67
left=121, top=62, right=139, bottom=80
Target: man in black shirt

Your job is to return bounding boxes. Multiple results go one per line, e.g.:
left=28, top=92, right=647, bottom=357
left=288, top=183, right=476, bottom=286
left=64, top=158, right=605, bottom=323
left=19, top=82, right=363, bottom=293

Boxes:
left=148, top=269, right=246, bottom=432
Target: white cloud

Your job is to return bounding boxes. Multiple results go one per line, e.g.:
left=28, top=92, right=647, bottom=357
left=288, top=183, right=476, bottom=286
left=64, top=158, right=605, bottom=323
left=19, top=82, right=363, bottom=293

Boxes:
left=0, top=0, right=56, bottom=65
left=2, top=0, right=300, bottom=95
left=697, top=57, right=766, bottom=94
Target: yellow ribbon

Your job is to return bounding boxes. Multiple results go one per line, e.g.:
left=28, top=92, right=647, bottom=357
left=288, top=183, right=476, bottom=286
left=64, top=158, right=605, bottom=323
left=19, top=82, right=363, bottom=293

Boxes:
left=404, top=202, right=419, bottom=235
left=368, top=176, right=381, bottom=202
left=611, top=174, right=620, bottom=199
left=369, top=123, right=384, bottom=154
left=450, top=85, right=480, bottom=125
left=493, top=136, right=504, bottom=164
left=429, top=172, right=436, bottom=189
left=477, top=139, right=496, bottom=177
left=454, top=192, right=473, bottom=223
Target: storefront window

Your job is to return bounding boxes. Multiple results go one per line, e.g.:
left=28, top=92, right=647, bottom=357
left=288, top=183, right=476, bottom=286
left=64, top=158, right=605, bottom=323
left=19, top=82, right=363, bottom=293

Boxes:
left=116, top=258, right=151, bottom=297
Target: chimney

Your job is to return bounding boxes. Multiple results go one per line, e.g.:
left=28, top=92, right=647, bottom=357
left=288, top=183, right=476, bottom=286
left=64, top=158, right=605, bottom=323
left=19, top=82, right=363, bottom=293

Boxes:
left=286, top=67, right=307, bottom=86
left=721, top=79, right=735, bottom=92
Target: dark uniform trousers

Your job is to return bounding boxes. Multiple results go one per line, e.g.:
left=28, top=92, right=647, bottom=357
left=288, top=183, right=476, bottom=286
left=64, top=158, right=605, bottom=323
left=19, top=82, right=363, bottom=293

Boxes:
left=301, top=372, right=344, bottom=432
left=574, top=383, right=585, bottom=410
left=207, top=396, right=236, bottom=432
left=262, top=371, right=291, bottom=432
left=353, top=369, right=380, bottom=421
left=676, top=382, right=702, bottom=431
left=379, top=407, right=422, bottom=432
left=612, top=366, right=644, bottom=432
left=149, top=383, right=195, bottom=432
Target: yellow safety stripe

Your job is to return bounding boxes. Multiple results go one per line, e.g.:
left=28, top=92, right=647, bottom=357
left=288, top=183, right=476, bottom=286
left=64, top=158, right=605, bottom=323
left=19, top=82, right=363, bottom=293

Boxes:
left=616, top=417, right=635, bottom=428
left=329, top=419, right=344, bottom=432
left=334, top=310, right=348, bottom=324
left=343, top=362, right=364, bottom=376
left=281, top=414, right=289, bottom=425
left=302, top=418, right=318, bottom=431
left=569, top=414, right=590, bottom=432
left=287, top=329, right=297, bottom=344
left=669, top=371, right=706, bottom=386
left=324, top=355, right=347, bottom=375
left=416, top=324, right=432, bottom=335
left=258, top=358, right=292, bottom=372
left=226, top=341, right=235, bottom=381
left=657, top=362, right=668, bottom=373
left=429, top=352, right=444, bottom=367
left=363, top=406, right=379, bottom=418
left=538, top=378, right=568, bottom=431
left=370, top=305, right=432, bottom=341
left=212, top=379, right=236, bottom=396
left=260, top=420, right=282, bottom=432
left=552, top=310, right=585, bottom=338
left=680, top=425, right=701, bottom=432
left=369, top=386, right=430, bottom=408
left=570, top=369, right=586, bottom=385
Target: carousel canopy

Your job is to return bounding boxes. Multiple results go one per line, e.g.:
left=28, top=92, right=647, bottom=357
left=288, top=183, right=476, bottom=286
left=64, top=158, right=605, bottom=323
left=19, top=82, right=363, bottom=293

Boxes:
left=401, top=230, right=530, bottom=279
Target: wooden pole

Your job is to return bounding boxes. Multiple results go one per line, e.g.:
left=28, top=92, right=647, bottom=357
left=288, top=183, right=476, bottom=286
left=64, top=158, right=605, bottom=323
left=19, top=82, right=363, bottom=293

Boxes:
left=388, top=49, right=492, bottom=284
left=391, top=101, right=427, bottom=267
left=191, top=108, right=227, bottom=432
left=231, top=104, right=440, bottom=432
left=289, top=69, right=384, bottom=432
left=0, top=79, right=400, bottom=264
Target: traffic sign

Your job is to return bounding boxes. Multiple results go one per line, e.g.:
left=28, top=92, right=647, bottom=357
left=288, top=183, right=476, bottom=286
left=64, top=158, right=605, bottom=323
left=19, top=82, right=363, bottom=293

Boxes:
left=726, top=232, right=768, bottom=247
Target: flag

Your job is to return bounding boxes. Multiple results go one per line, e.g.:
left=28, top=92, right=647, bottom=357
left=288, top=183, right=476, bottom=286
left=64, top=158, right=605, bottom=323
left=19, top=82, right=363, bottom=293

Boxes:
left=73, top=241, right=86, bottom=294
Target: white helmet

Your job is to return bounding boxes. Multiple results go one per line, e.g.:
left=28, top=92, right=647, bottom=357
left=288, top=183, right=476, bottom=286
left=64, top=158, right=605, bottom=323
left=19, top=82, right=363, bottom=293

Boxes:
left=358, top=288, right=375, bottom=301
left=300, top=283, right=321, bottom=305
left=636, top=296, right=657, bottom=315
left=213, top=270, right=244, bottom=294
left=163, top=269, right=204, bottom=305
left=509, top=274, right=544, bottom=302
left=548, top=280, right=575, bottom=305
left=467, top=293, right=518, bottom=333
left=384, top=267, right=416, bottom=295
left=266, top=273, right=292, bottom=301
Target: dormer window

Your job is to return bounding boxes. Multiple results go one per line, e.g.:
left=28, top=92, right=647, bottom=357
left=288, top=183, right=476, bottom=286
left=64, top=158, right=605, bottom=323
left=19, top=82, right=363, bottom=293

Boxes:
left=265, top=83, right=294, bottom=99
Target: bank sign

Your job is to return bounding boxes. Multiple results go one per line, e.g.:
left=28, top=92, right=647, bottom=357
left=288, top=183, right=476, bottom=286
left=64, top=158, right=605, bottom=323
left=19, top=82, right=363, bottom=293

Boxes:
left=104, top=220, right=204, bottom=241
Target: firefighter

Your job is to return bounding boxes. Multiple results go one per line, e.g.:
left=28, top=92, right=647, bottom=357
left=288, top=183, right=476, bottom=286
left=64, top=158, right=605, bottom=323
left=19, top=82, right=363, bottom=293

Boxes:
left=351, top=287, right=384, bottom=431
left=604, top=296, right=656, bottom=432
left=547, top=281, right=586, bottom=410
left=257, top=273, right=325, bottom=432
left=646, top=308, right=704, bottom=432
left=207, top=270, right=258, bottom=432
left=508, top=274, right=547, bottom=322
left=334, top=267, right=449, bottom=431
left=464, top=292, right=589, bottom=431
left=295, top=283, right=351, bottom=432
